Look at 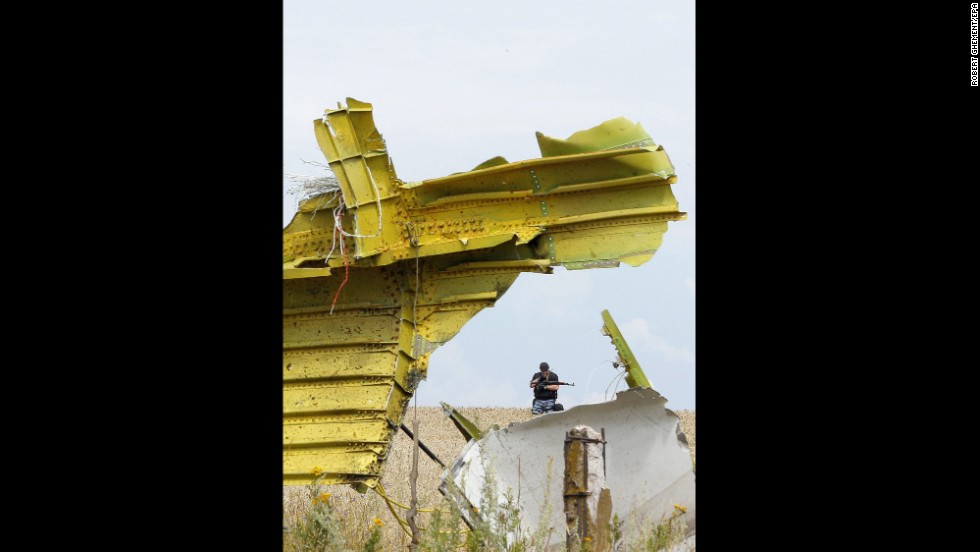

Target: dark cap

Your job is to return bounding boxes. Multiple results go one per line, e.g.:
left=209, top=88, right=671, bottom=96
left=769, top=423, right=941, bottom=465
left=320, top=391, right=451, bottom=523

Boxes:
left=539, top=362, right=550, bottom=371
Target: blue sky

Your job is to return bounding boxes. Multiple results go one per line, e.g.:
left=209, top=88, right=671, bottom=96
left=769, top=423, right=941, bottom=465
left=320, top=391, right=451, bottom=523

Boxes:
left=284, top=0, right=695, bottom=410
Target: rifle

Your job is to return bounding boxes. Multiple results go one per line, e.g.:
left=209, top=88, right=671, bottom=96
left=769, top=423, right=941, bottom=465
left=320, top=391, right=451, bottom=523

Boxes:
left=532, top=379, right=575, bottom=389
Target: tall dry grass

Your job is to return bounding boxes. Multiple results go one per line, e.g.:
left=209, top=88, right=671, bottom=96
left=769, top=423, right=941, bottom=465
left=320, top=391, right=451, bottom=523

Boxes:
left=283, top=406, right=695, bottom=549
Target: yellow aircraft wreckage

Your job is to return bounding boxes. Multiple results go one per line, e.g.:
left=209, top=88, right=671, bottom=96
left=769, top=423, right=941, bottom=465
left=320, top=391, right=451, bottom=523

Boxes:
left=282, top=98, right=686, bottom=488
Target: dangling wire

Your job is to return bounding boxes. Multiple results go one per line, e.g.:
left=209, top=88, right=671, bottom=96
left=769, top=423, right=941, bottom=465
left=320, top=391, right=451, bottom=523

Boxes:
left=371, top=483, right=441, bottom=536
left=605, top=368, right=630, bottom=400
left=300, top=158, right=330, bottom=169
left=373, top=483, right=413, bottom=538
left=329, top=213, right=350, bottom=315
left=313, top=189, right=341, bottom=221
left=323, top=217, right=339, bottom=265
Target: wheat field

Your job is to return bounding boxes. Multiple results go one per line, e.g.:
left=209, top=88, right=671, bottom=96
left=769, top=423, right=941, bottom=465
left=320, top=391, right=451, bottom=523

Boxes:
left=283, top=406, right=694, bottom=548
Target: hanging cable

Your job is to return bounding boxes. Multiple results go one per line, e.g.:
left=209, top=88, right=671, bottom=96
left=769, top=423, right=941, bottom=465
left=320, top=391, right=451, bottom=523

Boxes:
left=328, top=224, right=349, bottom=315
left=373, top=483, right=412, bottom=538
left=605, top=369, right=630, bottom=400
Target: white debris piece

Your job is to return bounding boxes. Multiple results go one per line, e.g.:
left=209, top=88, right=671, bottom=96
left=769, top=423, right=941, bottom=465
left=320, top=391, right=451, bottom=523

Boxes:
left=442, top=387, right=695, bottom=548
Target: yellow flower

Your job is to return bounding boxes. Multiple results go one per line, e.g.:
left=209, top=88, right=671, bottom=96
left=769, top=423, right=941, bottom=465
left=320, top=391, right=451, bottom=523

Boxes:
left=319, top=492, right=331, bottom=502
left=673, top=503, right=688, bottom=514
left=584, top=536, right=592, bottom=542
left=373, top=517, right=382, bottom=526
left=471, top=506, right=479, bottom=513
left=311, top=466, right=323, bottom=476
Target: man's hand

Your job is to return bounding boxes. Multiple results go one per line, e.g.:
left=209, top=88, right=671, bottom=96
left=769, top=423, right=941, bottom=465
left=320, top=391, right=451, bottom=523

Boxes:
left=531, top=378, right=557, bottom=391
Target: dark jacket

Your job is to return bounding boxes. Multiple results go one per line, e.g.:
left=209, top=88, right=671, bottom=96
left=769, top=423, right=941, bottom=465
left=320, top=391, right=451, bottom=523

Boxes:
left=532, top=371, right=559, bottom=400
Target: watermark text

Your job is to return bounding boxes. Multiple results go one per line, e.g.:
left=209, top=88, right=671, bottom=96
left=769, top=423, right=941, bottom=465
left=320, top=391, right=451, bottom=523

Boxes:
left=973, top=3, right=979, bottom=85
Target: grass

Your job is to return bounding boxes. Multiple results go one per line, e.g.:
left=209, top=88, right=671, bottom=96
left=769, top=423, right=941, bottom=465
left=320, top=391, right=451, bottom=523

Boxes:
left=283, top=406, right=695, bottom=550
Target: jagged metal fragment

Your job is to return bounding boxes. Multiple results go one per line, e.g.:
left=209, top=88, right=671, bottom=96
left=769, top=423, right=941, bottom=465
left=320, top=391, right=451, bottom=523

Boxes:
left=600, top=309, right=652, bottom=389
left=441, top=388, right=696, bottom=547
left=440, top=401, right=488, bottom=442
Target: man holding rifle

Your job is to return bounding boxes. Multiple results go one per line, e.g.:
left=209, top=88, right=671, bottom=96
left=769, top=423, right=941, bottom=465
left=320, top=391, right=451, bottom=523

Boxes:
left=530, top=361, right=573, bottom=415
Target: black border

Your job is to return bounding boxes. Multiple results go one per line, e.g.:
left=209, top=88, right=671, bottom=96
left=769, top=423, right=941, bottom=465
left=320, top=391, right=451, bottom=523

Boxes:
left=61, top=8, right=288, bottom=547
